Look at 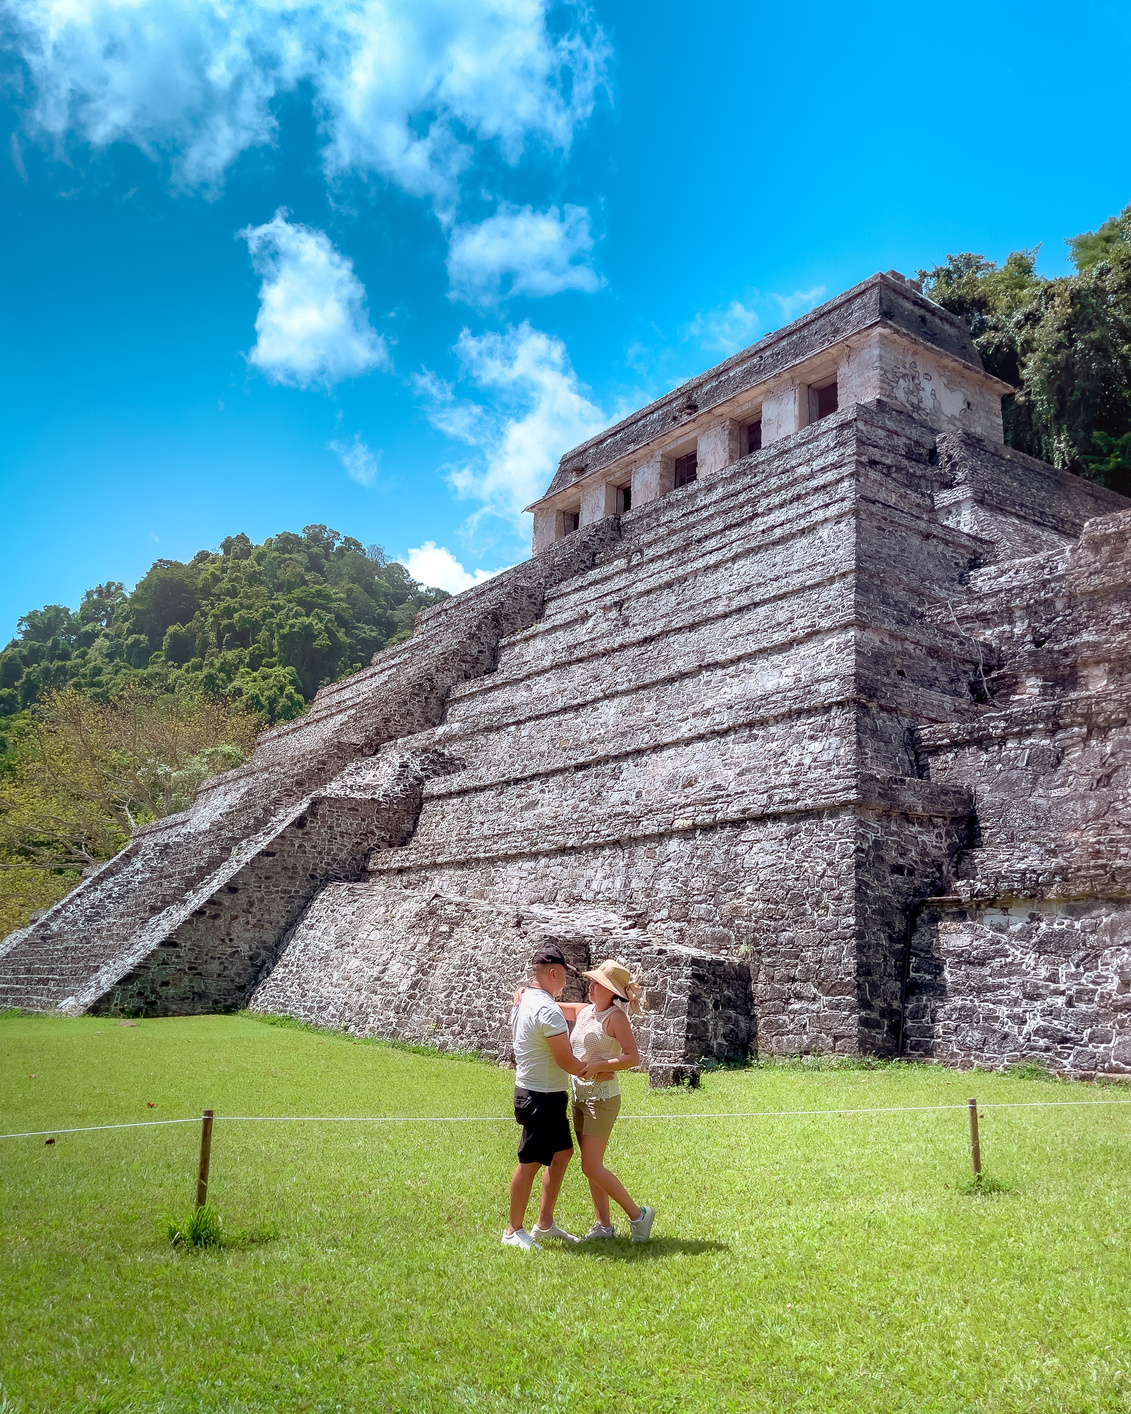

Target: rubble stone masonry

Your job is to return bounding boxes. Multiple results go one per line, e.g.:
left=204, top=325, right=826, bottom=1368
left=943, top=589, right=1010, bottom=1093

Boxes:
left=2, top=274, right=1129, bottom=1077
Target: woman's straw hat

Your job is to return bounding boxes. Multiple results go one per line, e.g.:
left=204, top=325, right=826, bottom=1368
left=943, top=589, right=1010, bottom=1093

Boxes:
left=581, top=959, right=644, bottom=1013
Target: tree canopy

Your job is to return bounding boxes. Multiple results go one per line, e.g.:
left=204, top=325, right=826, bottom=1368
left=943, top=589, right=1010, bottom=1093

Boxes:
left=0, top=526, right=447, bottom=725
left=919, top=204, right=1131, bottom=494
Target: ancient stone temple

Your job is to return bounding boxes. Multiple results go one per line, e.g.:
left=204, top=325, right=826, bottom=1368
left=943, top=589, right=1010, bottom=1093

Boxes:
left=3, top=271, right=1130, bottom=1077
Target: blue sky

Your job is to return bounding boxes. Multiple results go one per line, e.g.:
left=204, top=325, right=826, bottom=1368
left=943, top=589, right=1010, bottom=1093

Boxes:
left=1, top=0, right=1129, bottom=636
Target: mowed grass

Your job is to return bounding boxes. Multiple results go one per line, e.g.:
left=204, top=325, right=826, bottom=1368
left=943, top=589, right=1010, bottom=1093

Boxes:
left=1, top=1015, right=1130, bottom=1414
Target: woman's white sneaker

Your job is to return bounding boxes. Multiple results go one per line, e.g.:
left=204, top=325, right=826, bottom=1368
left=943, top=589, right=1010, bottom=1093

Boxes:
left=582, top=1223, right=616, bottom=1241
left=628, top=1205, right=656, bottom=1242
left=501, top=1228, right=539, bottom=1250
left=531, top=1220, right=578, bottom=1243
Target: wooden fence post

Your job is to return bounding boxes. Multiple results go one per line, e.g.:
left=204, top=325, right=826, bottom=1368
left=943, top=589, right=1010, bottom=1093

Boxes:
left=195, top=1110, right=214, bottom=1210
left=967, top=1097, right=981, bottom=1183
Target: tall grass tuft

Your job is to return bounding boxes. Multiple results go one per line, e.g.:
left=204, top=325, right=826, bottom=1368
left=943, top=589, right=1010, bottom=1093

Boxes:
left=165, top=1203, right=225, bottom=1249
left=960, top=1172, right=1013, bottom=1196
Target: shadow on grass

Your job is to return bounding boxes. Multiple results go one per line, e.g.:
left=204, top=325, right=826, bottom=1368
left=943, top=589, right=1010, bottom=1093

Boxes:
left=557, top=1237, right=729, bottom=1261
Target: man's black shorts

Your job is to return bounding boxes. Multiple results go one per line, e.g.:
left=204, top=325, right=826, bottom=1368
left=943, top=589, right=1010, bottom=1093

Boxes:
left=514, top=1087, right=573, bottom=1166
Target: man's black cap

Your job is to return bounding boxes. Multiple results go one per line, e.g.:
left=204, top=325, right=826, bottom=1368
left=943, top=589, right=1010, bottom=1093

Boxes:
left=530, top=945, right=569, bottom=969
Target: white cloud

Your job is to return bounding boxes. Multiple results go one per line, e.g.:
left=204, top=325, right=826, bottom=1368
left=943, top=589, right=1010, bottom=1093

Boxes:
left=241, top=211, right=388, bottom=388
left=415, top=322, right=607, bottom=528
left=684, top=299, right=760, bottom=355
left=5, top=0, right=609, bottom=205
left=447, top=202, right=601, bottom=305
left=400, top=542, right=503, bottom=593
left=774, top=285, right=827, bottom=321
left=329, top=432, right=380, bottom=485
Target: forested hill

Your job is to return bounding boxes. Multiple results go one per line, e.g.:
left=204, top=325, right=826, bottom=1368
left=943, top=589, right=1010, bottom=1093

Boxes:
left=0, top=525, right=448, bottom=725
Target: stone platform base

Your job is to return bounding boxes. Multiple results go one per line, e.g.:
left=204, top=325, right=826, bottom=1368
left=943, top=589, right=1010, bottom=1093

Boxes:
left=248, top=882, right=753, bottom=1081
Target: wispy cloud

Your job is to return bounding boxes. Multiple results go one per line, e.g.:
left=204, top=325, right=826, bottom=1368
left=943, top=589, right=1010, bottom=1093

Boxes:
left=774, top=285, right=827, bottom=320
left=447, top=203, right=601, bottom=306
left=8, top=134, right=26, bottom=181
left=241, top=211, right=388, bottom=389
left=329, top=432, right=381, bottom=485
left=416, top=322, right=607, bottom=530
left=5, top=0, right=609, bottom=208
left=400, top=542, right=504, bottom=593
left=683, top=284, right=830, bottom=358
left=684, top=299, right=760, bottom=355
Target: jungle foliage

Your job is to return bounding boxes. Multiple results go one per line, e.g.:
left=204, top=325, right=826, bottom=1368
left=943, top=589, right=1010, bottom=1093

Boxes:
left=0, top=525, right=447, bottom=726
left=0, top=687, right=261, bottom=939
left=0, top=526, right=446, bottom=938
left=919, top=203, right=1131, bottom=493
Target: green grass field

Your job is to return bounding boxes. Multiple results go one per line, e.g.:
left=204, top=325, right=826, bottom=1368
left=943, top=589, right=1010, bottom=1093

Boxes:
left=1, top=1013, right=1129, bottom=1414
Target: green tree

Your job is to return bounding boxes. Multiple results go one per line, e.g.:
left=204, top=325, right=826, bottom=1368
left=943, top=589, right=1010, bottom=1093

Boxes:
left=919, top=203, right=1131, bottom=492
left=0, top=528, right=448, bottom=722
left=1067, top=204, right=1131, bottom=272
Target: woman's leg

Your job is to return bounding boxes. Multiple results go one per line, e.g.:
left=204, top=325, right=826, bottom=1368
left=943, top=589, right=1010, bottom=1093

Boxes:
left=579, top=1134, right=641, bottom=1222
left=580, top=1135, right=613, bottom=1226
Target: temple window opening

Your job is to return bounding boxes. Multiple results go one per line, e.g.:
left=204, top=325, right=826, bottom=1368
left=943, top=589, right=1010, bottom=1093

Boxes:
left=674, top=452, right=698, bottom=488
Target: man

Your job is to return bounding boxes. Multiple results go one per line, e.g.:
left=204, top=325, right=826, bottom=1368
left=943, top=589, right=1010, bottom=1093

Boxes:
left=503, top=945, right=589, bottom=1250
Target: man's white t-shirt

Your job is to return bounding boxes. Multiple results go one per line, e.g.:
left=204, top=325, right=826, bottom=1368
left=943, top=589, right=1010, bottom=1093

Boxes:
left=511, top=987, right=569, bottom=1092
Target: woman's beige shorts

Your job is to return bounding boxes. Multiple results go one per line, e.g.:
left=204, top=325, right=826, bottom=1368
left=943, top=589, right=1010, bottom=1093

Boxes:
left=571, top=1094, right=621, bottom=1139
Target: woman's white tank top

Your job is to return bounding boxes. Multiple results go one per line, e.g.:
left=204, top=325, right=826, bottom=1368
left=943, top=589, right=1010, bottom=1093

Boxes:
left=570, top=1004, right=623, bottom=1102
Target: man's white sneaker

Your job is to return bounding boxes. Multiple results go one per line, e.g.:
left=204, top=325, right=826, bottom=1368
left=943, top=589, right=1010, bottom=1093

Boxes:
left=501, top=1228, right=539, bottom=1250
left=628, top=1205, right=656, bottom=1243
left=581, top=1223, right=616, bottom=1241
left=531, top=1221, right=579, bottom=1243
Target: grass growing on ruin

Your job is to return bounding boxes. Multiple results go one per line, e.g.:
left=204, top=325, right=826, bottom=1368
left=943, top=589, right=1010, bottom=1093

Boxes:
left=2, top=1013, right=1130, bottom=1414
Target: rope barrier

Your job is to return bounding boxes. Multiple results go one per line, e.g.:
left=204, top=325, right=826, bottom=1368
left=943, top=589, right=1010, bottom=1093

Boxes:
left=3, top=1096, right=1129, bottom=1142
left=0, top=1117, right=202, bottom=1140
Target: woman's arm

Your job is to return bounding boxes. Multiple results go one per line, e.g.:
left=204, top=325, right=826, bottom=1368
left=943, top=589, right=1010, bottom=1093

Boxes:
left=582, top=1007, right=641, bottom=1076
left=509, top=989, right=583, bottom=1024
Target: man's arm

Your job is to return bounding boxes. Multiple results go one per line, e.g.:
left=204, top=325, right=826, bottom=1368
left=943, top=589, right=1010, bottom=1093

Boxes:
left=545, top=1030, right=587, bottom=1078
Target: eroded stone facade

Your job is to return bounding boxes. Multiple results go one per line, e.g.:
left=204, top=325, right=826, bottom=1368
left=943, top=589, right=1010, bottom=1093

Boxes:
left=2, top=273, right=1129, bottom=1077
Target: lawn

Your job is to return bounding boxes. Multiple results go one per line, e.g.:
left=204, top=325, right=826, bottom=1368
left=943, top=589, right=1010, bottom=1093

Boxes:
left=1, top=1013, right=1129, bottom=1414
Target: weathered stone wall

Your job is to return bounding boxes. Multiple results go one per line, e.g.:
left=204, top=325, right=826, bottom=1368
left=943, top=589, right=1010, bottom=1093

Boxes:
left=248, top=886, right=753, bottom=1072
left=902, top=509, right=1131, bottom=1073
left=903, top=901, right=1131, bottom=1075
left=932, top=429, right=1126, bottom=563
left=365, top=402, right=991, bottom=1057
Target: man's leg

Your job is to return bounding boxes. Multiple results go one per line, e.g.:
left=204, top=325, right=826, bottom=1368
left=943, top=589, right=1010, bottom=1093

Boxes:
left=508, top=1161, right=541, bottom=1234
left=536, top=1147, right=573, bottom=1230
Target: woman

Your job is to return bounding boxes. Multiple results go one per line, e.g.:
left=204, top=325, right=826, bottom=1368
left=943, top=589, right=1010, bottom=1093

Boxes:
left=559, top=959, right=656, bottom=1242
